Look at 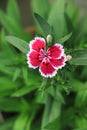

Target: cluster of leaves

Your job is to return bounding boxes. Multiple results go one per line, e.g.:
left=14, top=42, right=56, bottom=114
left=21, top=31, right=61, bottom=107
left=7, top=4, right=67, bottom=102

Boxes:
left=0, top=0, right=87, bottom=130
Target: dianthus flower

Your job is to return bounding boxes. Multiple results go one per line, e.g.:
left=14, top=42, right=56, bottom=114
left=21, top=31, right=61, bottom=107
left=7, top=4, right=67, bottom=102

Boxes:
left=27, top=37, right=66, bottom=78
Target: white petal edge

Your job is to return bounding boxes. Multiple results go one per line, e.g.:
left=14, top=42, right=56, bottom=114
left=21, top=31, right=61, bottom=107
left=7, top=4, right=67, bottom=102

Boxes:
left=55, top=43, right=64, bottom=59
left=26, top=53, right=39, bottom=69
left=29, top=37, right=46, bottom=51
left=39, top=66, right=57, bottom=78
left=53, top=43, right=65, bottom=59
left=50, top=54, right=66, bottom=70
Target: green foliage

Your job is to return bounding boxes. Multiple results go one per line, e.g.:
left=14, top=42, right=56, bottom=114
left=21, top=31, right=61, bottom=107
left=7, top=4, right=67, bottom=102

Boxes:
left=6, top=36, right=29, bottom=53
left=0, top=0, right=87, bottom=130
left=58, top=32, right=72, bottom=43
left=0, top=117, right=16, bottom=130
left=48, top=0, right=65, bottom=40
left=0, top=98, right=29, bottom=112
left=41, top=95, right=61, bottom=130
left=0, top=77, right=19, bottom=97
left=13, top=112, right=30, bottom=130
left=34, top=13, right=52, bottom=36
left=0, top=11, right=31, bottom=41
left=7, top=0, right=21, bottom=24
left=70, top=50, right=87, bottom=65
left=31, top=0, right=50, bottom=19
left=0, top=0, right=32, bottom=42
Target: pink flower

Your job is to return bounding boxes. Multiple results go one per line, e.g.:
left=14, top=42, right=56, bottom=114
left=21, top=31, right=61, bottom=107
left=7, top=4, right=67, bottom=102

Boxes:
left=27, top=37, right=66, bottom=78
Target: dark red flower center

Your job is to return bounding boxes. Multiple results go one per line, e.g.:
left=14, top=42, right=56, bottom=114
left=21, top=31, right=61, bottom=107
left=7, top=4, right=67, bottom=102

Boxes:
left=39, top=49, right=49, bottom=61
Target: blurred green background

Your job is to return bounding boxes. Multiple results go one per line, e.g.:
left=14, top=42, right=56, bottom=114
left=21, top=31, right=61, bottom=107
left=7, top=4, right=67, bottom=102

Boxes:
left=0, top=0, right=87, bottom=28
left=0, top=0, right=87, bottom=130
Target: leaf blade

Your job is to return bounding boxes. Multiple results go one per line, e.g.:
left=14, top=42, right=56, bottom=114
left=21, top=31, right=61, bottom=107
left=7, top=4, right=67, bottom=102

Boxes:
left=6, top=36, right=29, bottom=53
left=58, top=32, right=72, bottom=43
left=48, top=0, right=65, bottom=40
left=34, top=13, right=52, bottom=36
left=7, top=0, right=21, bottom=24
left=69, top=50, right=87, bottom=65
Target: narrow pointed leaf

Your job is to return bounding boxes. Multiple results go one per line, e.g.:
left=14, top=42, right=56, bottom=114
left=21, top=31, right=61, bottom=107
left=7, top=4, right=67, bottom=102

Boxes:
left=0, top=10, right=32, bottom=41
left=0, top=77, right=19, bottom=97
left=48, top=0, right=65, bottom=40
left=41, top=95, right=61, bottom=130
left=6, top=36, right=29, bottom=53
left=0, top=98, right=29, bottom=112
left=34, top=13, right=52, bottom=36
left=70, top=50, right=87, bottom=65
left=1, top=29, right=15, bottom=58
left=31, top=0, right=50, bottom=19
left=7, top=0, right=21, bottom=24
left=58, top=32, right=72, bottom=43
left=13, top=68, right=21, bottom=81
left=0, top=117, right=16, bottom=130
left=13, top=112, right=29, bottom=130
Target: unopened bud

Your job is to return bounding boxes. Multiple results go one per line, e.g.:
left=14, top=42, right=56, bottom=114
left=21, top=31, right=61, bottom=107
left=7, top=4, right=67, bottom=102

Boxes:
left=46, top=35, right=52, bottom=44
left=66, top=55, right=72, bottom=61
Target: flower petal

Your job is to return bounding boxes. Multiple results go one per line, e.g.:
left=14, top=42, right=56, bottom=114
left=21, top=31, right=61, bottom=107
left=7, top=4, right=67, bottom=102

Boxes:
left=39, top=58, right=57, bottom=78
left=27, top=51, right=41, bottom=69
left=50, top=55, right=66, bottom=69
left=29, top=37, right=46, bottom=52
left=47, top=44, right=64, bottom=59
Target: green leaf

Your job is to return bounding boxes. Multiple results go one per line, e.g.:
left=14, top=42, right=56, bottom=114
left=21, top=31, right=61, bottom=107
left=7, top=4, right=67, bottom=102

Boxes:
left=31, top=0, right=50, bottom=19
left=13, top=110, right=36, bottom=130
left=7, top=0, right=21, bottom=24
left=74, top=117, right=87, bottom=130
left=35, top=91, right=47, bottom=104
left=70, top=79, right=85, bottom=92
left=48, top=0, right=65, bottom=40
left=72, top=128, right=86, bottom=130
left=81, top=17, right=87, bottom=34
left=0, top=117, right=16, bottom=130
left=34, top=13, right=52, bottom=36
left=66, top=0, right=80, bottom=26
left=6, top=36, right=29, bottom=53
left=61, top=107, right=75, bottom=130
left=0, top=64, right=15, bottom=75
left=66, top=0, right=75, bottom=18
left=64, top=12, right=74, bottom=32
left=11, top=70, right=42, bottom=97
left=11, top=85, right=38, bottom=97
left=41, top=95, right=61, bottom=130
left=58, top=32, right=72, bottom=43
left=46, top=86, right=65, bottom=104
left=31, top=0, right=51, bottom=35
left=0, top=98, right=29, bottom=112
left=0, top=10, right=20, bottom=35
left=0, top=29, right=16, bottom=59
left=22, top=69, right=42, bottom=87
left=13, top=112, right=29, bottom=130
left=13, top=68, right=21, bottom=81
left=31, top=117, right=41, bottom=130
left=80, top=67, right=87, bottom=81
left=44, top=118, right=60, bottom=130
left=75, top=82, right=87, bottom=107
left=22, top=67, right=28, bottom=85
left=69, top=50, right=87, bottom=65
left=0, top=29, right=19, bottom=66
left=0, top=77, right=19, bottom=97
left=0, top=10, right=32, bottom=41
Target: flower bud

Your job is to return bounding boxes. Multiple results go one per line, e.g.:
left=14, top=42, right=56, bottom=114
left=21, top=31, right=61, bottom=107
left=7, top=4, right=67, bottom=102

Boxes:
left=66, top=55, right=72, bottom=61
left=46, top=35, right=52, bottom=44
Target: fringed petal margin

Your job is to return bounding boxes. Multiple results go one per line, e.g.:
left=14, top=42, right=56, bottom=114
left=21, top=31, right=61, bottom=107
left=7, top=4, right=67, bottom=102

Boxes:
left=39, top=60, right=57, bottom=78
left=47, top=44, right=64, bottom=59
left=29, top=37, right=46, bottom=52
left=50, top=55, right=66, bottom=69
left=27, top=51, right=41, bottom=69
